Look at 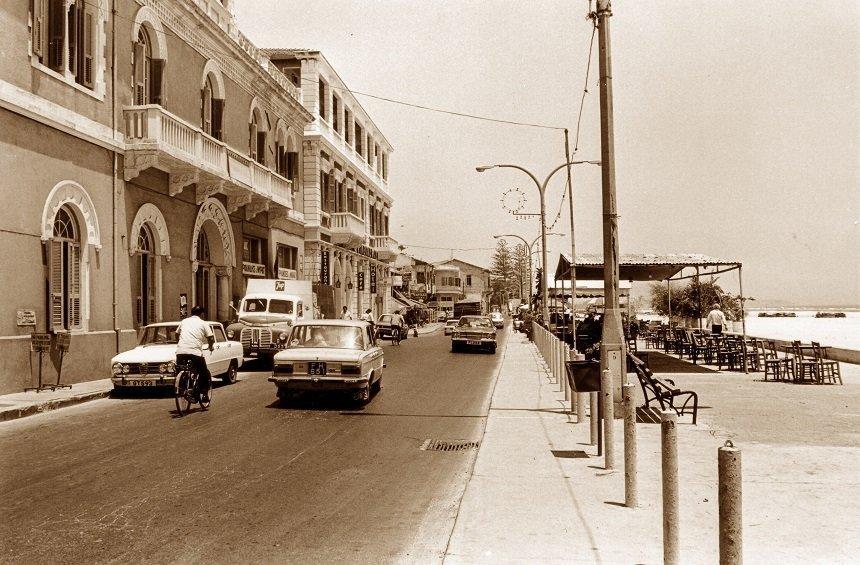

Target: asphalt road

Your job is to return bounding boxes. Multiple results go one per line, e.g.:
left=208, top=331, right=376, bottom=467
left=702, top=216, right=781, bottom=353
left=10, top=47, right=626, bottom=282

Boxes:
left=0, top=326, right=507, bottom=564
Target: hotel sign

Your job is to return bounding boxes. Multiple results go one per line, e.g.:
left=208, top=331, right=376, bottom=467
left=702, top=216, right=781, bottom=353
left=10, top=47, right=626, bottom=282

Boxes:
left=370, top=267, right=377, bottom=294
left=242, top=262, right=266, bottom=277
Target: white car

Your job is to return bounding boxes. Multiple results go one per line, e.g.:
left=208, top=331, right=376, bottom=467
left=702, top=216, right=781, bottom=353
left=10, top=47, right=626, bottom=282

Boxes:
left=269, top=319, right=384, bottom=404
left=490, top=311, right=504, bottom=328
left=443, top=318, right=460, bottom=335
left=111, top=322, right=244, bottom=389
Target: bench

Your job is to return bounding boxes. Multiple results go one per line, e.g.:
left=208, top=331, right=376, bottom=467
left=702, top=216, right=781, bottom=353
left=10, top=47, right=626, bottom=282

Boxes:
left=628, top=354, right=699, bottom=424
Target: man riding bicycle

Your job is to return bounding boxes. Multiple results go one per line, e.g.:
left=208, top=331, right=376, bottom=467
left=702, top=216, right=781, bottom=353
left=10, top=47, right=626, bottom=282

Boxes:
left=175, top=306, right=215, bottom=402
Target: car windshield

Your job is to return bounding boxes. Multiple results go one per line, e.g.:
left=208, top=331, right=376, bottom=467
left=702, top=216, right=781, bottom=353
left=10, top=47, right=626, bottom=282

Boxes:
left=458, top=317, right=492, bottom=329
left=378, top=315, right=393, bottom=323
left=243, top=298, right=267, bottom=313
left=139, top=325, right=179, bottom=346
left=446, top=319, right=458, bottom=326
left=269, top=299, right=294, bottom=314
left=288, top=325, right=364, bottom=350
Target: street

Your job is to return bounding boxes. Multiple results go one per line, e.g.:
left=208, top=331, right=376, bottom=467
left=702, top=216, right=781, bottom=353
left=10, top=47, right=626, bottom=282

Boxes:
left=0, top=327, right=507, bottom=564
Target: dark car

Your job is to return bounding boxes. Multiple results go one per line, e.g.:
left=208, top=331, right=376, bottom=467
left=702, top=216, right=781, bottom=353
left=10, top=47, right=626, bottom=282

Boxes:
left=375, top=314, right=408, bottom=341
left=451, top=316, right=497, bottom=354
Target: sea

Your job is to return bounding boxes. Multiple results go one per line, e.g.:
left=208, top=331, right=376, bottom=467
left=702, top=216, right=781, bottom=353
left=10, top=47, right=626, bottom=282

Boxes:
left=637, top=309, right=860, bottom=351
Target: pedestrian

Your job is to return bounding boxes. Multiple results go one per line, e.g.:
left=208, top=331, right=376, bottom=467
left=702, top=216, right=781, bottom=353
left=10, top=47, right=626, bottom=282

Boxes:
left=706, top=303, right=728, bottom=334
left=341, top=305, right=354, bottom=320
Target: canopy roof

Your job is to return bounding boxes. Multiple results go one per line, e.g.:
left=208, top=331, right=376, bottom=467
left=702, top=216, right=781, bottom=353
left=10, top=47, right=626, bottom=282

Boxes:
left=392, top=289, right=428, bottom=309
left=554, top=253, right=741, bottom=282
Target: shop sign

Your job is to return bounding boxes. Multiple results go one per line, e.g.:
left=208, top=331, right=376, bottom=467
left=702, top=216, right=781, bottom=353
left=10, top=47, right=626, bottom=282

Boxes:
left=243, top=262, right=266, bottom=277
left=30, top=333, right=51, bottom=352
left=370, top=267, right=377, bottom=294
left=320, top=250, right=330, bottom=285
left=56, top=332, right=71, bottom=351
left=336, top=243, right=378, bottom=261
left=392, top=275, right=403, bottom=288
left=16, top=310, right=36, bottom=326
left=179, top=293, right=188, bottom=319
left=357, top=271, right=365, bottom=291
left=277, top=268, right=297, bottom=280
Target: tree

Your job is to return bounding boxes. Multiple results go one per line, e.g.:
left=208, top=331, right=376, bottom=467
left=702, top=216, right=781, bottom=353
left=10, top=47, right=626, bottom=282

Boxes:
left=490, top=240, right=516, bottom=309
left=512, top=244, right=528, bottom=300
left=650, top=278, right=743, bottom=322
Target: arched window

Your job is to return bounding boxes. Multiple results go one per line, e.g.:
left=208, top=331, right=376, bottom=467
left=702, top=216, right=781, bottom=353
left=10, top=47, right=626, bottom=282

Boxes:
left=133, top=27, right=164, bottom=105
left=194, top=231, right=211, bottom=318
left=201, top=74, right=224, bottom=140
left=50, top=206, right=82, bottom=331
left=249, top=103, right=267, bottom=166
left=135, top=225, right=157, bottom=326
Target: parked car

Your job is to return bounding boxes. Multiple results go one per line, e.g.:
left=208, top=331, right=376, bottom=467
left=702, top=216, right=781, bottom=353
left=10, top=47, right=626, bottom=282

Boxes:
left=443, top=318, right=460, bottom=335
left=375, top=313, right=408, bottom=341
left=451, top=315, right=497, bottom=354
left=269, top=320, right=384, bottom=404
left=111, top=322, right=243, bottom=390
left=490, top=311, right=504, bottom=328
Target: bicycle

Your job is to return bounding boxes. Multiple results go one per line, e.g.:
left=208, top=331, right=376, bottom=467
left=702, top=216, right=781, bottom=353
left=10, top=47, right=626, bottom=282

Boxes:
left=391, top=327, right=401, bottom=346
left=174, top=359, right=212, bottom=416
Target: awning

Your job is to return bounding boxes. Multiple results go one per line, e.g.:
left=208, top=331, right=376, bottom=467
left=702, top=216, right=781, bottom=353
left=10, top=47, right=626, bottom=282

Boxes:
left=554, top=253, right=741, bottom=282
left=392, top=289, right=428, bottom=309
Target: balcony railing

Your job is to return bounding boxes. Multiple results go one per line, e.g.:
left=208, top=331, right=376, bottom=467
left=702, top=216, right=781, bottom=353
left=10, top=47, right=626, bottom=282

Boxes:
left=312, top=119, right=388, bottom=192
left=330, top=212, right=366, bottom=246
left=370, top=235, right=398, bottom=260
left=124, top=105, right=295, bottom=214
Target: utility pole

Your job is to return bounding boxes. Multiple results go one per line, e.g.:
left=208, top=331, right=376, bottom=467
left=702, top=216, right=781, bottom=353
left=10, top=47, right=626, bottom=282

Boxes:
left=564, top=129, right=578, bottom=352
left=596, top=0, right=625, bottom=405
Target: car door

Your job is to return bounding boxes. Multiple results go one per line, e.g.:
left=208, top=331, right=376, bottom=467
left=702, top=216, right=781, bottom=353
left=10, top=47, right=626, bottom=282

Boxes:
left=365, top=325, right=383, bottom=377
left=208, top=324, right=229, bottom=376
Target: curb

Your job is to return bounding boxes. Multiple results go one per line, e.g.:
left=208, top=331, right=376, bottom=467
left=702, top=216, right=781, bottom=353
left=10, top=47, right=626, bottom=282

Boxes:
left=0, top=390, right=112, bottom=423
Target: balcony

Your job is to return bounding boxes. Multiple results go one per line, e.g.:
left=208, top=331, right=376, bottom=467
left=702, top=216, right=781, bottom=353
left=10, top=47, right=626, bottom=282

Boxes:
left=330, top=212, right=366, bottom=247
left=312, top=119, right=388, bottom=193
left=124, top=105, right=298, bottom=224
left=370, top=235, right=398, bottom=261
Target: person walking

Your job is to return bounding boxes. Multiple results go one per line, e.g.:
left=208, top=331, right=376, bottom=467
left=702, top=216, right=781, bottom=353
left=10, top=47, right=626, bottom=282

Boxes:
left=341, top=305, right=354, bottom=320
left=706, top=303, right=729, bottom=334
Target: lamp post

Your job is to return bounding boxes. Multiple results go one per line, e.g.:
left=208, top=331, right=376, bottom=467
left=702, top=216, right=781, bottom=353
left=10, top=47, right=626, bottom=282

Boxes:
left=493, top=233, right=562, bottom=309
left=478, top=160, right=600, bottom=325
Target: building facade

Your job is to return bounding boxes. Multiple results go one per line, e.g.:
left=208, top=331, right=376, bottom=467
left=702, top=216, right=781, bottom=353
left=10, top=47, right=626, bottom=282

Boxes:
left=265, top=49, right=397, bottom=320
left=0, top=0, right=312, bottom=393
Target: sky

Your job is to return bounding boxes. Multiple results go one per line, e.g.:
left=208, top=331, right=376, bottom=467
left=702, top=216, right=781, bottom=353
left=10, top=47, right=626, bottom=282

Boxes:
left=236, top=1, right=859, bottom=307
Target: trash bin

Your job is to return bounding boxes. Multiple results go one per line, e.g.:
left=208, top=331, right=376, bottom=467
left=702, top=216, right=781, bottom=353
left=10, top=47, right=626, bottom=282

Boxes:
left=565, top=360, right=601, bottom=392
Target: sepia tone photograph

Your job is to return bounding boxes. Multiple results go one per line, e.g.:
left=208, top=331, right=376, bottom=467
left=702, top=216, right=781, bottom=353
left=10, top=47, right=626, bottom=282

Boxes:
left=0, top=0, right=857, bottom=563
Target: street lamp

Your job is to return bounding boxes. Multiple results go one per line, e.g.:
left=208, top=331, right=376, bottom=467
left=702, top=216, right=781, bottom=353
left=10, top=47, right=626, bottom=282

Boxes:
left=493, top=232, right=562, bottom=308
left=478, top=160, right=600, bottom=324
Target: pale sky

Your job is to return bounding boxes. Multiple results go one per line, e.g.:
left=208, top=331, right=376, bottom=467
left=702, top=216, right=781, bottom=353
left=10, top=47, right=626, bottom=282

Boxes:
left=237, top=1, right=859, bottom=307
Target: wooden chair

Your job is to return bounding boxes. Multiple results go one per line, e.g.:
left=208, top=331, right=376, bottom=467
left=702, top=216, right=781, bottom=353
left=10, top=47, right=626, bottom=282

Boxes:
left=688, top=332, right=712, bottom=365
left=763, top=340, right=788, bottom=381
left=811, top=342, right=842, bottom=385
left=746, top=339, right=765, bottom=372
left=715, top=336, right=741, bottom=371
left=791, top=341, right=818, bottom=383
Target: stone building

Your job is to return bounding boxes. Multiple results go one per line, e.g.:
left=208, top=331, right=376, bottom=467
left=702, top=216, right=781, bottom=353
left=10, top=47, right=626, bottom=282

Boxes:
left=0, top=0, right=311, bottom=393
left=264, top=49, right=397, bottom=320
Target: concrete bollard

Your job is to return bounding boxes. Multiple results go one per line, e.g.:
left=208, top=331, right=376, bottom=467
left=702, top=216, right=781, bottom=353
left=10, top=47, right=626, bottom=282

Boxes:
left=589, top=391, right=599, bottom=445
left=661, top=410, right=679, bottom=565
left=719, top=441, right=743, bottom=565
left=577, top=392, right=586, bottom=423
left=601, top=369, right=615, bottom=470
left=563, top=345, right=571, bottom=402
left=622, top=383, right=637, bottom=508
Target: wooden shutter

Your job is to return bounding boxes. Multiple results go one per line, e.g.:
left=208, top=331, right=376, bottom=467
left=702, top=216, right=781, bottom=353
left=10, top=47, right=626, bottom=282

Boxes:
left=48, top=0, right=64, bottom=71
left=133, top=41, right=145, bottom=104
left=67, top=2, right=78, bottom=77
left=257, top=131, right=266, bottom=165
left=211, top=99, right=224, bottom=140
left=69, top=244, right=81, bottom=328
left=326, top=175, right=335, bottom=212
left=48, top=240, right=64, bottom=331
left=32, top=0, right=47, bottom=58
left=81, top=5, right=94, bottom=88
left=147, top=256, right=157, bottom=323
left=150, top=59, right=164, bottom=105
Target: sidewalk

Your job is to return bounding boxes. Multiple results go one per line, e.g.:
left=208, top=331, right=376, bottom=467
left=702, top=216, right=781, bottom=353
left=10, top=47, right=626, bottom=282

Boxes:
left=0, top=378, right=113, bottom=422
left=444, top=332, right=860, bottom=563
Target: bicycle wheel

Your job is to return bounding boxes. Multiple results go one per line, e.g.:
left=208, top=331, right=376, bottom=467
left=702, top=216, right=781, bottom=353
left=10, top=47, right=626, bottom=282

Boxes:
left=175, top=372, right=192, bottom=416
left=392, top=329, right=401, bottom=345
left=199, top=378, right=212, bottom=410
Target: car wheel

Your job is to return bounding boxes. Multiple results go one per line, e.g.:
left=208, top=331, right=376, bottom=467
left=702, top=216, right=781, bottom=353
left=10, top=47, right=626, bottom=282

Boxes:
left=490, top=345, right=497, bottom=354
left=357, top=382, right=371, bottom=404
left=451, top=342, right=459, bottom=353
left=223, top=361, right=238, bottom=384
left=371, top=372, right=382, bottom=392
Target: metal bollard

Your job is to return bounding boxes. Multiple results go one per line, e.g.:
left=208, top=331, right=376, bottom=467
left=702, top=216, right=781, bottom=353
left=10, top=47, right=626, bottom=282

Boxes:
left=589, top=391, right=599, bottom=445
left=719, top=441, right=743, bottom=565
left=661, top=410, right=679, bottom=565
left=601, top=369, right=615, bottom=470
left=622, top=383, right=637, bottom=507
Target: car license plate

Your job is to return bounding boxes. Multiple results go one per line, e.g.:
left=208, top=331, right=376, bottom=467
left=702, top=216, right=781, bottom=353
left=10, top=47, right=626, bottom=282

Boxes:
left=130, top=379, right=156, bottom=386
left=309, top=362, right=327, bottom=376
left=467, top=340, right=481, bottom=346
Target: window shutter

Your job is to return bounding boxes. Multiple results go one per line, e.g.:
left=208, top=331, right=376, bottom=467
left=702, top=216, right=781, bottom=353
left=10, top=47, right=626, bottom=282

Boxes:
left=257, top=131, right=266, bottom=164
left=48, top=0, right=64, bottom=71
left=148, top=256, right=157, bottom=322
left=150, top=59, right=164, bottom=105
left=48, top=240, right=64, bottom=331
left=211, top=99, right=224, bottom=140
left=69, top=244, right=81, bottom=328
left=81, top=5, right=94, bottom=88
left=67, top=2, right=78, bottom=77
left=326, top=175, right=335, bottom=212
left=135, top=296, right=142, bottom=325
left=32, top=0, right=46, bottom=58
left=133, top=41, right=145, bottom=104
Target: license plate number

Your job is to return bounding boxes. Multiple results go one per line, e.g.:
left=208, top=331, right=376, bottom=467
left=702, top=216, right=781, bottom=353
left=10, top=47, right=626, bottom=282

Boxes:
left=130, top=379, right=156, bottom=386
left=467, top=340, right=481, bottom=346
left=309, top=362, right=327, bottom=376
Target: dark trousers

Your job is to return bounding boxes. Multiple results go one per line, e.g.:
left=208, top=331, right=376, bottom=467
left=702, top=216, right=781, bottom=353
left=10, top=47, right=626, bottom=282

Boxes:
left=711, top=324, right=723, bottom=335
left=176, top=354, right=212, bottom=391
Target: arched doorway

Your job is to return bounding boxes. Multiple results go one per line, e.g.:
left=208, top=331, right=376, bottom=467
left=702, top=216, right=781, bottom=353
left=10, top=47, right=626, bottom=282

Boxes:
left=135, top=224, right=157, bottom=326
left=194, top=230, right=212, bottom=318
left=190, top=198, right=235, bottom=322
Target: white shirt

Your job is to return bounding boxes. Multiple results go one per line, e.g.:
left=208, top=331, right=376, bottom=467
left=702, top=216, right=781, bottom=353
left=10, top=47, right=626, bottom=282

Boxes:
left=360, top=312, right=373, bottom=323
left=391, top=314, right=405, bottom=327
left=176, top=316, right=214, bottom=356
left=341, top=309, right=354, bottom=320
left=705, top=309, right=728, bottom=328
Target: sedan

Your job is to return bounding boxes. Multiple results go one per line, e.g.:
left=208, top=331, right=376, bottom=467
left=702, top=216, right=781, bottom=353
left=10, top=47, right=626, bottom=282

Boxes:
left=451, top=316, right=497, bottom=354
left=443, top=318, right=459, bottom=336
left=490, top=311, right=504, bottom=328
left=111, top=322, right=243, bottom=390
left=269, top=320, right=384, bottom=404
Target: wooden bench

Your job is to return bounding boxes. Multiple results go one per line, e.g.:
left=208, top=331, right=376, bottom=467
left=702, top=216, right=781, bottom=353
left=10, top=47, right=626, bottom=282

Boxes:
left=628, top=354, right=699, bottom=424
